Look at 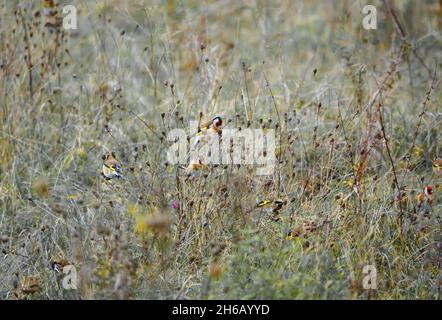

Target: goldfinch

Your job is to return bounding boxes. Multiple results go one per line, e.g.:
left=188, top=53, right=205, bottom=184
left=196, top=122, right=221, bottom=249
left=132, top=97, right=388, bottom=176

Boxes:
left=179, top=156, right=205, bottom=177
left=417, top=186, right=433, bottom=208
left=287, top=221, right=316, bottom=240
left=286, top=227, right=303, bottom=240
left=256, top=198, right=286, bottom=221
left=432, top=158, right=442, bottom=176
left=102, top=152, right=123, bottom=180
left=194, top=116, right=222, bottom=149
left=255, top=199, right=285, bottom=212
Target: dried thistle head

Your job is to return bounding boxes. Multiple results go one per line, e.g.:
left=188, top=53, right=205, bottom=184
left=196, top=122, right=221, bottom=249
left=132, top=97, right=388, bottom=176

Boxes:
left=145, top=208, right=170, bottom=235
left=34, top=177, right=50, bottom=197
left=209, top=263, right=223, bottom=280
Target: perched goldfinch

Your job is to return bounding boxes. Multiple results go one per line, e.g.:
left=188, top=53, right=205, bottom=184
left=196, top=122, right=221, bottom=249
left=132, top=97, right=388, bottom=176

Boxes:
left=255, top=199, right=285, bottom=212
left=180, top=156, right=205, bottom=177
left=287, top=221, right=316, bottom=240
left=432, top=158, right=442, bottom=176
left=194, top=116, right=222, bottom=149
left=286, top=227, right=303, bottom=240
left=417, top=186, right=433, bottom=208
left=102, top=152, right=123, bottom=180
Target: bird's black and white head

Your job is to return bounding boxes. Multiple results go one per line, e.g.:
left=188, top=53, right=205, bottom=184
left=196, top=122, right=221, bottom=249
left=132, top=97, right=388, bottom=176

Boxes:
left=212, top=116, right=222, bottom=128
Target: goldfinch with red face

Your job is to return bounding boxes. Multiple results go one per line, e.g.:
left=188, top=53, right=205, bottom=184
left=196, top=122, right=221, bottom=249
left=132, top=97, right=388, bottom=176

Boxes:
left=286, top=221, right=316, bottom=240
left=194, top=116, right=222, bottom=149
left=417, top=186, right=433, bottom=208
left=102, top=152, right=123, bottom=180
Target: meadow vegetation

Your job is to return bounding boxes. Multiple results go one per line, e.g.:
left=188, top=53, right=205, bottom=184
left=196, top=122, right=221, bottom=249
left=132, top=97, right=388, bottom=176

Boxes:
left=0, top=0, right=441, bottom=299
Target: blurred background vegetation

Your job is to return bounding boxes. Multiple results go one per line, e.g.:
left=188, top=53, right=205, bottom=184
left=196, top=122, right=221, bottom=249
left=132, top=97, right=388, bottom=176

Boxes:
left=0, top=0, right=441, bottom=299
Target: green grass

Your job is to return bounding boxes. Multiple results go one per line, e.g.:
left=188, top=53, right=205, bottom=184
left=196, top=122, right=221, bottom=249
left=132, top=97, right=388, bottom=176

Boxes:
left=0, top=0, right=441, bottom=299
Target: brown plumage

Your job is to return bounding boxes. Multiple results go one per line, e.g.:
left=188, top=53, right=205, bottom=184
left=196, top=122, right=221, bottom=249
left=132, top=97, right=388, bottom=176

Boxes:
left=433, top=158, right=442, bottom=176
left=180, top=156, right=205, bottom=177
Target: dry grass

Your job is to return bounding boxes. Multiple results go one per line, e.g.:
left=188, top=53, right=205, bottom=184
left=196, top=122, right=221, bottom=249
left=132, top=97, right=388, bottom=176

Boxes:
left=0, top=0, right=441, bottom=299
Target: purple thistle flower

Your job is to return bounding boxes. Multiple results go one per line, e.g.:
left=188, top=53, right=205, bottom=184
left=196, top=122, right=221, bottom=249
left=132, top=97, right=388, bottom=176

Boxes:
left=172, top=199, right=180, bottom=210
